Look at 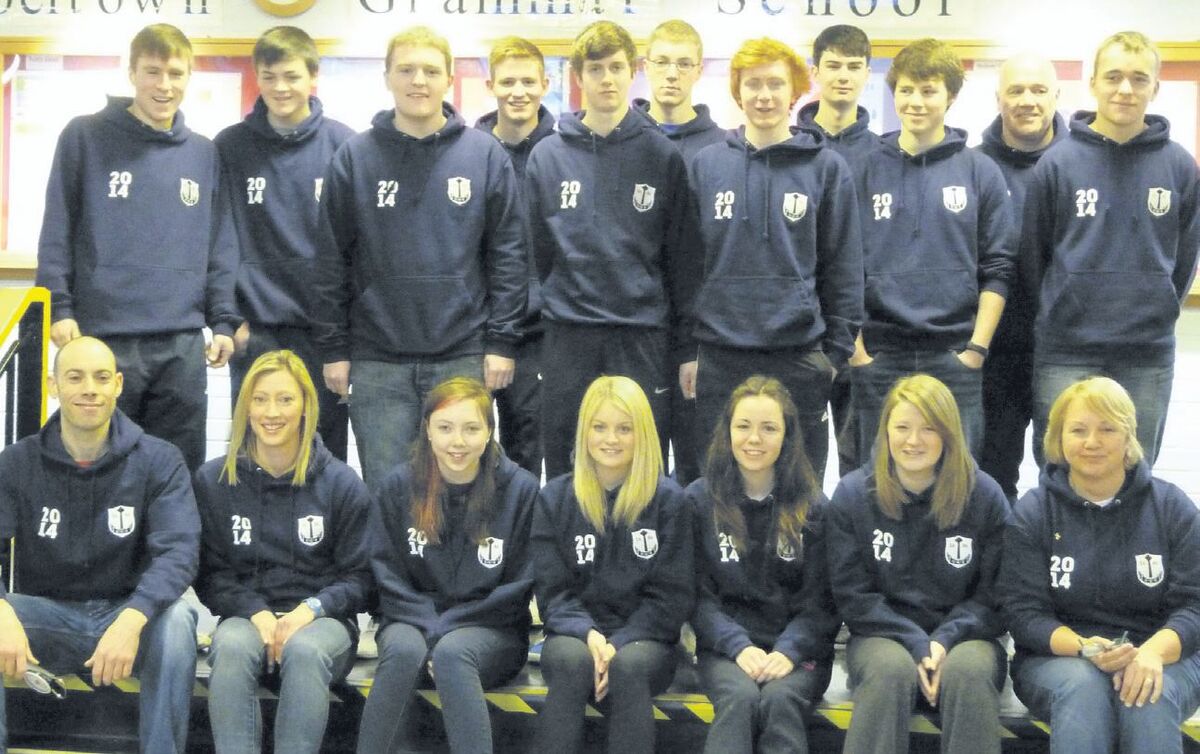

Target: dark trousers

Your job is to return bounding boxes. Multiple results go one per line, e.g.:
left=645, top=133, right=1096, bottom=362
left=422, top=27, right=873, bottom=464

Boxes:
left=495, top=335, right=544, bottom=479
left=229, top=323, right=349, bottom=461
left=669, top=387, right=701, bottom=486
left=541, top=322, right=670, bottom=479
left=980, top=350, right=1033, bottom=500
left=830, top=368, right=860, bottom=476
left=108, top=331, right=207, bottom=472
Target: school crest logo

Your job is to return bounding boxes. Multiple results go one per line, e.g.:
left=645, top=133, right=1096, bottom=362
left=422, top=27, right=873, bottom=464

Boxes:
left=447, top=177, right=471, bottom=205
left=776, top=537, right=797, bottom=562
left=944, top=535, right=973, bottom=568
left=632, top=183, right=656, bottom=212
left=1136, top=553, right=1164, bottom=587
left=477, top=537, right=504, bottom=568
left=631, top=528, right=659, bottom=559
left=314, top=178, right=324, bottom=202
left=1148, top=187, right=1171, bottom=217
left=782, top=192, right=808, bottom=222
left=942, top=185, right=967, bottom=213
left=179, top=178, right=200, bottom=207
left=107, top=506, right=136, bottom=537
left=297, top=515, right=324, bottom=546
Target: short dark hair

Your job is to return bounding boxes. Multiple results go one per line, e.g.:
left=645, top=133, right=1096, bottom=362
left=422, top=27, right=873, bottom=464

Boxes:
left=886, top=38, right=964, bottom=97
left=129, top=23, right=192, bottom=71
left=253, top=26, right=320, bottom=76
left=570, top=20, right=637, bottom=76
left=812, top=24, right=871, bottom=65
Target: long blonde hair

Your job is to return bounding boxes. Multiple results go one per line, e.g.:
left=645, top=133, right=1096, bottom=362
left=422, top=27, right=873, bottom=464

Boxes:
left=222, top=350, right=319, bottom=486
left=1043, top=376, right=1143, bottom=469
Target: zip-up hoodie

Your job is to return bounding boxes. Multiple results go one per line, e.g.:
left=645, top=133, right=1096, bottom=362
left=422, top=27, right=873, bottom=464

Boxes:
left=826, top=466, right=1010, bottom=663
left=311, top=103, right=528, bottom=363
left=687, top=479, right=839, bottom=663
left=795, top=102, right=881, bottom=178
left=856, top=127, right=1015, bottom=353
left=1023, top=112, right=1200, bottom=366
left=0, top=410, right=199, bottom=620
left=215, top=96, right=355, bottom=329
left=193, top=437, right=371, bottom=623
left=36, top=96, right=239, bottom=338
left=371, top=455, right=539, bottom=648
left=1000, top=461, right=1200, bottom=660
left=974, top=112, right=1066, bottom=355
left=532, top=473, right=694, bottom=648
left=688, top=127, right=863, bottom=363
left=525, top=108, right=702, bottom=360
left=632, top=99, right=727, bottom=162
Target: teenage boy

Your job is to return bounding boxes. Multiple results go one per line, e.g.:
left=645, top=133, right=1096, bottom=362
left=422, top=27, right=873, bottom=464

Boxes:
left=974, top=53, right=1064, bottom=498
left=475, top=36, right=555, bottom=479
left=686, top=38, right=863, bottom=484
left=525, top=20, right=699, bottom=478
left=849, top=39, right=1014, bottom=458
left=36, top=23, right=240, bottom=472
left=312, top=26, right=527, bottom=489
left=216, top=26, right=354, bottom=460
left=0, top=337, right=200, bottom=753
left=1026, top=31, right=1200, bottom=465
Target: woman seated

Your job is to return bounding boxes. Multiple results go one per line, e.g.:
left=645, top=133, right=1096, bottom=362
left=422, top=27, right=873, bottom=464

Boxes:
left=356, top=377, right=540, bottom=754
left=1001, top=376, right=1200, bottom=754
left=194, top=350, right=372, bottom=754
left=688, top=375, right=840, bottom=754
left=826, top=373, right=1010, bottom=754
left=532, top=375, right=693, bottom=754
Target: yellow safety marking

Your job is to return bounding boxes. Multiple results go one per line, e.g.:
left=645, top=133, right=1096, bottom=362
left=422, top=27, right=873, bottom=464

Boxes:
left=11, top=749, right=109, bottom=753
left=909, top=714, right=941, bottom=735
left=1032, top=720, right=1051, bottom=736
left=417, top=689, right=442, bottom=709
left=816, top=707, right=853, bottom=730
left=1000, top=725, right=1018, bottom=739
left=112, top=678, right=140, bottom=693
left=1183, top=725, right=1200, bottom=743
left=652, top=706, right=669, bottom=721
left=584, top=704, right=602, bottom=718
left=60, top=676, right=93, bottom=692
left=684, top=702, right=714, bottom=723
left=484, top=692, right=536, bottom=714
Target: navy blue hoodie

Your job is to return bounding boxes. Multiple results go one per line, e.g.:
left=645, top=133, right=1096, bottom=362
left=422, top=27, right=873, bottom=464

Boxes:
left=856, top=127, right=1015, bottom=353
left=533, top=473, right=693, bottom=648
left=525, top=108, right=702, bottom=360
left=688, top=127, right=864, bottom=363
left=193, top=437, right=372, bottom=623
left=215, top=96, right=355, bottom=330
left=0, top=410, right=199, bottom=620
left=974, top=113, right=1066, bottom=355
left=1000, top=462, right=1200, bottom=660
left=371, top=455, right=539, bottom=647
left=1023, top=112, right=1200, bottom=366
left=826, top=467, right=1010, bottom=662
left=37, top=96, right=240, bottom=338
left=632, top=99, right=727, bottom=162
left=311, top=103, right=528, bottom=363
left=687, top=479, right=839, bottom=664
left=796, top=102, right=881, bottom=178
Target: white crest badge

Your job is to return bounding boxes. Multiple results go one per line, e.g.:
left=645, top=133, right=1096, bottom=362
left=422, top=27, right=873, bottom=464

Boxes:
left=782, top=192, right=808, bottom=223
left=314, top=178, right=324, bottom=202
left=944, top=535, right=973, bottom=568
left=179, top=178, right=200, bottom=207
left=632, top=183, right=656, bottom=213
left=107, top=505, right=136, bottom=538
left=776, top=537, right=797, bottom=562
left=478, top=536, right=504, bottom=569
left=1136, top=553, right=1164, bottom=587
left=631, top=528, right=659, bottom=559
left=942, top=185, right=967, bottom=213
left=1148, top=187, right=1171, bottom=217
left=448, top=176, right=471, bottom=206
left=297, top=515, right=324, bottom=546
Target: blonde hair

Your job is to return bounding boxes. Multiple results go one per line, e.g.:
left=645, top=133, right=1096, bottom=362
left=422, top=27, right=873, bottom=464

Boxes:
left=1043, top=376, right=1144, bottom=468
left=573, top=376, right=663, bottom=533
left=646, top=19, right=703, bottom=59
left=223, top=350, right=319, bottom=487
left=488, top=36, right=545, bottom=77
left=1093, top=30, right=1161, bottom=77
left=729, top=37, right=811, bottom=107
left=385, top=26, right=452, bottom=73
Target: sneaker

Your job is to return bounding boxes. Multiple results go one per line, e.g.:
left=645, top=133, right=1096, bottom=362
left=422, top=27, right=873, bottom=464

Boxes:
left=357, top=617, right=379, bottom=659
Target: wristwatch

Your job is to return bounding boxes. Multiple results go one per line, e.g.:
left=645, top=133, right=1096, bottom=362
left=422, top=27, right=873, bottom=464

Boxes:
left=302, top=597, right=325, bottom=618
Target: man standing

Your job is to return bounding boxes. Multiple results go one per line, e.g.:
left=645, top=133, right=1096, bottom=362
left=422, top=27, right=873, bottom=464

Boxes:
left=0, top=337, right=200, bottom=753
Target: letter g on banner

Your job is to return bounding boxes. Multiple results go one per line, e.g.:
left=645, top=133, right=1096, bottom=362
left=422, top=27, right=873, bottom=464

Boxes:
left=255, top=0, right=316, bottom=17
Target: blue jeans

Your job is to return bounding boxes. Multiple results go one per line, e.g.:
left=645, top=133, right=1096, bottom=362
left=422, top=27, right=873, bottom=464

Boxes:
left=1032, top=361, right=1174, bottom=467
left=0, top=595, right=197, bottom=753
left=1013, top=652, right=1200, bottom=754
left=357, top=622, right=526, bottom=754
left=349, top=355, right=484, bottom=490
left=207, top=616, right=354, bottom=754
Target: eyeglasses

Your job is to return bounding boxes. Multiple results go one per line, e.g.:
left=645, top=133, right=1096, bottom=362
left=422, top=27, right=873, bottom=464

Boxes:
left=647, top=59, right=698, bottom=73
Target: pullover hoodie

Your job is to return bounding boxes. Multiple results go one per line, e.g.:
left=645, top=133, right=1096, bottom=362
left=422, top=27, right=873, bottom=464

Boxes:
left=632, top=99, right=728, bottom=162
left=193, top=437, right=372, bottom=624
left=532, top=473, right=694, bottom=648
left=688, top=127, right=864, bottom=363
left=370, top=455, right=539, bottom=648
left=0, top=410, right=200, bottom=620
left=795, top=102, right=881, bottom=178
left=687, top=479, right=839, bottom=663
left=215, top=96, right=355, bottom=329
left=36, top=96, right=239, bottom=338
left=1023, top=112, right=1200, bottom=366
left=826, top=467, right=1010, bottom=663
left=856, top=127, right=1015, bottom=353
left=311, top=103, right=528, bottom=363
left=1000, top=461, right=1200, bottom=660
left=525, top=108, right=702, bottom=360
left=974, top=113, right=1066, bottom=355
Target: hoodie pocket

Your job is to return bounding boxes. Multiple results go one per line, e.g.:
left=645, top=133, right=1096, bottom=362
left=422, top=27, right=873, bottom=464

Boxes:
left=698, top=276, right=816, bottom=342
left=865, top=269, right=976, bottom=331
left=1047, top=271, right=1178, bottom=344
left=358, top=275, right=479, bottom=348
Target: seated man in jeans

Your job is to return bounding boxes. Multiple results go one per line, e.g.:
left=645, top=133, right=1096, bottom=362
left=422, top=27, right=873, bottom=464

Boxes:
left=0, top=336, right=200, bottom=754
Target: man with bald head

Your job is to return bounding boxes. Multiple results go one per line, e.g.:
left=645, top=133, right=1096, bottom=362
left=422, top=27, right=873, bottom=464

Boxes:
left=0, top=336, right=200, bottom=752
left=974, top=53, right=1064, bottom=499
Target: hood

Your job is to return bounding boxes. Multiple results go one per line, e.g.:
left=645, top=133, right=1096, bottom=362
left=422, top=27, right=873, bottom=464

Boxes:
left=234, top=434, right=335, bottom=488
left=474, top=104, right=556, bottom=147
left=100, top=95, right=190, bottom=144
left=632, top=99, right=720, bottom=138
left=1040, top=459, right=1154, bottom=509
left=980, top=111, right=1066, bottom=167
left=1067, top=110, right=1171, bottom=150
left=725, top=124, right=825, bottom=156
left=557, top=106, right=654, bottom=144
left=245, top=95, right=328, bottom=144
left=369, top=101, right=467, bottom=143
left=37, top=409, right=143, bottom=472
left=795, top=101, right=872, bottom=138
left=879, top=125, right=968, bottom=162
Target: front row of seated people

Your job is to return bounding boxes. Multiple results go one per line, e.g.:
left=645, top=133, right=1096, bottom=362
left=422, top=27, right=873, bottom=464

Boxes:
left=0, top=337, right=1197, bottom=754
